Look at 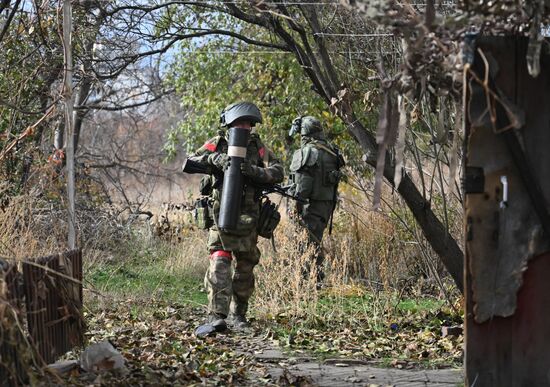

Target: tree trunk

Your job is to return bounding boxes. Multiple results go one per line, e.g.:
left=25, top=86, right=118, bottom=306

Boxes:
left=345, top=116, right=464, bottom=291
left=73, top=75, right=92, bottom=151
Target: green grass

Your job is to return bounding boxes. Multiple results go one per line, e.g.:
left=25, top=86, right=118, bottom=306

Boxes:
left=88, top=264, right=207, bottom=305
left=397, top=298, right=445, bottom=313
left=317, top=293, right=374, bottom=314
left=317, top=292, right=445, bottom=317
left=86, top=235, right=207, bottom=306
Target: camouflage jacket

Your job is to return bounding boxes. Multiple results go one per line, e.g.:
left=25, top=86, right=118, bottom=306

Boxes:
left=188, top=131, right=284, bottom=238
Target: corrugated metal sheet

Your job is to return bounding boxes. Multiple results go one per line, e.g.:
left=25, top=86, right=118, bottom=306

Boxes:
left=0, top=261, right=26, bottom=386
left=0, top=250, right=84, bottom=382
left=23, top=250, right=83, bottom=364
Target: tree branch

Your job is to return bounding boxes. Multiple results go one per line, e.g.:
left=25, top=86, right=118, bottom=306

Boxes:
left=301, top=5, right=340, bottom=95
left=77, top=89, right=174, bottom=111
left=0, top=0, right=21, bottom=43
left=91, top=28, right=288, bottom=80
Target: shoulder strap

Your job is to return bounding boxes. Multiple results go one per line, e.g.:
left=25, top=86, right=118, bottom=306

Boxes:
left=312, top=142, right=338, bottom=158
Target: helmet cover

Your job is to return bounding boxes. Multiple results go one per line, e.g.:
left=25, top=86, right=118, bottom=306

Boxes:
left=300, top=116, right=323, bottom=136
left=220, top=102, right=263, bottom=127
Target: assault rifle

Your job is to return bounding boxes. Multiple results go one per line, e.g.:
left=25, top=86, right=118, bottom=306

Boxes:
left=182, top=158, right=306, bottom=203
left=256, top=183, right=307, bottom=203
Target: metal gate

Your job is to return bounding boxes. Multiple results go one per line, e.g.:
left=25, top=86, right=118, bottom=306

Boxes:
left=0, top=250, right=84, bottom=384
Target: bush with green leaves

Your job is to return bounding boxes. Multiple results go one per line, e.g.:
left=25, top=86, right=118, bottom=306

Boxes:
left=165, top=35, right=351, bottom=162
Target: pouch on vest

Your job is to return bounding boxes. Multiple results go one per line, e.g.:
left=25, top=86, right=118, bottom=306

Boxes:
left=194, top=197, right=213, bottom=230
left=257, top=198, right=281, bottom=239
left=199, top=175, right=213, bottom=196
left=325, top=170, right=342, bottom=186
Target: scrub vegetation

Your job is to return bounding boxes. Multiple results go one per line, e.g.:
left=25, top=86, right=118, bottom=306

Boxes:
left=1, top=190, right=463, bottom=386
left=0, top=0, right=507, bottom=384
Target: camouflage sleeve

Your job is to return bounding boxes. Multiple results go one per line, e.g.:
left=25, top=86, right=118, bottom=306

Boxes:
left=189, top=138, right=217, bottom=160
left=185, top=137, right=222, bottom=173
left=263, top=149, right=284, bottom=184
left=245, top=148, right=284, bottom=185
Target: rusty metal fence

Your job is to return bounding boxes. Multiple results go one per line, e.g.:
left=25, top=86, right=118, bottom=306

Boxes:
left=0, top=260, right=26, bottom=386
left=0, top=250, right=83, bottom=384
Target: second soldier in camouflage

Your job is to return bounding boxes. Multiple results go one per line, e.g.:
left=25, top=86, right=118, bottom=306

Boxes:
left=288, top=116, right=344, bottom=283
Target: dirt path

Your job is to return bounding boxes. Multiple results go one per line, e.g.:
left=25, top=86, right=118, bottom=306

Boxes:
left=233, top=329, right=462, bottom=386
left=75, top=301, right=462, bottom=386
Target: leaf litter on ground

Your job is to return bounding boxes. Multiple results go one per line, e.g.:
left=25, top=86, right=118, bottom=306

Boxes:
left=40, top=293, right=462, bottom=385
left=41, top=299, right=281, bottom=386
left=262, top=293, right=463, bottom=369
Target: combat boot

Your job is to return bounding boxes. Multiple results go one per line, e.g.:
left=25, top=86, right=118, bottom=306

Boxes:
left=228, top=314, right=251, bottom=330
left=208, top=313, right=228, bottom=331
left=195, top=313, right=228, bottom=337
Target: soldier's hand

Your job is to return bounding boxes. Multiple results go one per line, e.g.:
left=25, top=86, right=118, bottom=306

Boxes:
left=208, top=153, right=230, bottom=171
left=240, top=159, right=258, bottom=177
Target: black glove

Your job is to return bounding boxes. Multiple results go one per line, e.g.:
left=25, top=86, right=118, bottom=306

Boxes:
left=207, top=153, right=230, bottom=171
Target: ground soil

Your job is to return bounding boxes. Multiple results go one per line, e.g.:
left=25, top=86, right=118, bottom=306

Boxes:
left=51, top=300, right=462, bottom=386
left=233, top=328, right=462, bottom=386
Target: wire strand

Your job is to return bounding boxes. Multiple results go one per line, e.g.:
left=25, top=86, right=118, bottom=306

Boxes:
left=180, top=50, right=399, bottom=54
left=313, top=33, right=394, bottom=37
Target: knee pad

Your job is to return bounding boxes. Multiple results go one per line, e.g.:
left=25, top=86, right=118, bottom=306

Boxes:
left=210, top=250, right=232, bottom=261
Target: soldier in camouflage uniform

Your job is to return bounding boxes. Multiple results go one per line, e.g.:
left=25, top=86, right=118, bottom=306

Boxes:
left=289, top=116, right=344, bottom=282
left=187, top=102, right=284, bottom=330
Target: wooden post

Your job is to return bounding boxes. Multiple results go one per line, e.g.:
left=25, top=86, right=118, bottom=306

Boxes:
left=62, top=0, right=75, bottom=249
left=465, top=37, right=550, bottom=386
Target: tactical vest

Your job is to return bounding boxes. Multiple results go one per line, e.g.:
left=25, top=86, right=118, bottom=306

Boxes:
left=290, top=140, right=342, bottom=201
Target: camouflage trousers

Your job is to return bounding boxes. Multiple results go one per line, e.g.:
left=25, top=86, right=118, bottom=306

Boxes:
left=299, top=200, right=333, bottom=280
left=204, top=246, right=261, bottom=318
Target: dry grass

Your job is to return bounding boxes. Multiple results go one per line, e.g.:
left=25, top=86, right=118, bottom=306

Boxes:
left=253, top=216, right=398, bottom=325
left=83, top=224, right=210, bottom=311
left=1, top=189, right=460, bottom=324
left=254, top=223, right=320, bottom=320
left=160, top=228, right=209, bottom=279
left=0, top=195, right=134, bottom=261
left=252, top=201, right=460, bottom=329
left=0, top=195, right=65, bottom=259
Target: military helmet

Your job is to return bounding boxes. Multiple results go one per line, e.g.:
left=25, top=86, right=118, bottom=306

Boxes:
left=220, top=102, right=263, bottom=127
left=300, top=116, right=323, bottom=136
